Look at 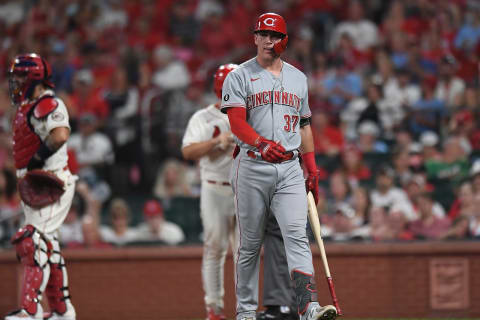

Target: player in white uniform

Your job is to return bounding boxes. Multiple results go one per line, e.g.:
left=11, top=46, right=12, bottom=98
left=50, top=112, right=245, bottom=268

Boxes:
left=5, top=54, right=76, bottom=320
left=182, top=64, right=239, bottom=320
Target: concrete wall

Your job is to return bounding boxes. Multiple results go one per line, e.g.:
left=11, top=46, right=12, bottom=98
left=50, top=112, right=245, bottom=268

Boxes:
left=0, top=242, right=479, bottom=319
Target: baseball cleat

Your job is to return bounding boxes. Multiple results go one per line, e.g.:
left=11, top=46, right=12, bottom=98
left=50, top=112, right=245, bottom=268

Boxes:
left=257, top=305, right=298, bottom=320
left=206, top=307, right=226, bottom=320
left=300, top=303, right=337, bottom=320
left=238, top=311, right=256, bottom=320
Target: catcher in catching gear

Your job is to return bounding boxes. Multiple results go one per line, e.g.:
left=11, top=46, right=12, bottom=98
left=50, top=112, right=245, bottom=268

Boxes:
left=5, top=53, right=77, bottom=320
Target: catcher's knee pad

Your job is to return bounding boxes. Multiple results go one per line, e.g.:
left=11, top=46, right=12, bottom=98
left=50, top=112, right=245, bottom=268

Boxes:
left=46, top=238, right=74, bottom=315
left=292, top=270, right=318, bottom=315
left=11, top=225, right=51, bottom=317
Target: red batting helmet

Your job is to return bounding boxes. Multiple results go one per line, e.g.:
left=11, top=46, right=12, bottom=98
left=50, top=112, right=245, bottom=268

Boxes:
left=213, top=64, right=238, bottom=99
left=8, top=53, right=54, bottom=106
left=254, top=13, right=288, bottom=54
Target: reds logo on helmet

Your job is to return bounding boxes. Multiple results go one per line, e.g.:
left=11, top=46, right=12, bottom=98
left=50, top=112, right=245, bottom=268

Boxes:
left=213, top=64, right=238, bottom=99
left=8, top=53, right=54, bottom=106
left=254, top=13, right=288, bottom=55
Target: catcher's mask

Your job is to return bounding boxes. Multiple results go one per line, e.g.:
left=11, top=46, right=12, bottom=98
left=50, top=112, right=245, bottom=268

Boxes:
left=254, top=12, right=288, bottom=55
left=8, top=53, right=54, bottom=106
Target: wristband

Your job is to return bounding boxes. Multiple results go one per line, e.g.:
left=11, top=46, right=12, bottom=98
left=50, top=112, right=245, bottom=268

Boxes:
left=35, top=142, right=55, bottom=161
left=299, top=117, right=311, bottom=127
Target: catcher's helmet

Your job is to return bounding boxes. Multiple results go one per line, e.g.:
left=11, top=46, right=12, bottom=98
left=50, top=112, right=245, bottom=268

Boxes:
left=8, top=53, right=54, bottom=106
left=213, top=64, right=238, bottom=99
left=254, top=12, right=288, bottom=54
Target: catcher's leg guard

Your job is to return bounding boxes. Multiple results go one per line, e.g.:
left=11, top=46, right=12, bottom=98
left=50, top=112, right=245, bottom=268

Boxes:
left=9, top=225, right=51, bottom=319
left=45, top=236, right=75, bottom=318
left=292, top=270, right=318, bottom=315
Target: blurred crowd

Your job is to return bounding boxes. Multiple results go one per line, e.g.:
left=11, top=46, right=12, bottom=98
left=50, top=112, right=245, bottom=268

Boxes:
left=1, top=0, right=480, bottom=248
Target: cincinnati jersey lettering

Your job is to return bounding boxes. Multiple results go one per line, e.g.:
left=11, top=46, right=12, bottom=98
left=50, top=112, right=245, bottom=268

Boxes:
left=246, top=90, right=301, bottom=111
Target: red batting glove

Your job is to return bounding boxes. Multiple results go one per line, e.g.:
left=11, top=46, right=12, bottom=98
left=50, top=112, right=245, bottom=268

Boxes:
left=306, top=171, right=320, bottom=204
left=255, top=136, right=287, bottom=163
left=303, top=152, right=320, bottom=204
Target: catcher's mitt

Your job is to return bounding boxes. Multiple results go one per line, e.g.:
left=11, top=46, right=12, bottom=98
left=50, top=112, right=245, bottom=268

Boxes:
left=18, top=169, right=65, bottom=209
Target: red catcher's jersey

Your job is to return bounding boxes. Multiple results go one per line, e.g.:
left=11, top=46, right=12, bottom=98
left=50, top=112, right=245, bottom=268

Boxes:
left=12, top=102, right=42, bottom=169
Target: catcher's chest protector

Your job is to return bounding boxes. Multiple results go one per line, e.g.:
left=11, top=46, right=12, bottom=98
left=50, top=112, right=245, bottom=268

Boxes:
left=13, top=101, right=41, bottom=169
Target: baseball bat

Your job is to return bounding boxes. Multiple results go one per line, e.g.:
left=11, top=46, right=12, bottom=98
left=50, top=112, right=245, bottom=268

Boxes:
left=307, top=191, right=343, bottom=316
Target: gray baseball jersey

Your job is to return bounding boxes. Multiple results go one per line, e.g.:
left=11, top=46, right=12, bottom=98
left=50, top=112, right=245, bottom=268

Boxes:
left=221, top=58, right=311, bottom=151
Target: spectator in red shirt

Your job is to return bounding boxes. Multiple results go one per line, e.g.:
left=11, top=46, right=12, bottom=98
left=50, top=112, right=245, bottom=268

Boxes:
left=449, top=186, right=480, bottom=239
left=449, top=175, right=479, bottom=217
left=337, top=144, right=371, bottom=188
left=446, top=182, right=475, bottom=239
left=65, top=69, right=109, bottom=124
left=455, top=47, right=479, bottom=83
left=334, top=32, right=372, bottom=72
left=311, top=109, right=344, bottom=156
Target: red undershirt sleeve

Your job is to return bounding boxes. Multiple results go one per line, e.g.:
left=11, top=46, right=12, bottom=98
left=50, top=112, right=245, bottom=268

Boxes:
left=302, top=151, right=317, bottom=173
left=226, top=107, right=260, bottom=147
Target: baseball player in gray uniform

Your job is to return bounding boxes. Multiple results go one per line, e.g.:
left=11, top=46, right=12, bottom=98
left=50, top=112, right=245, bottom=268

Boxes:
left=221, top=12, right=337, bottom=320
